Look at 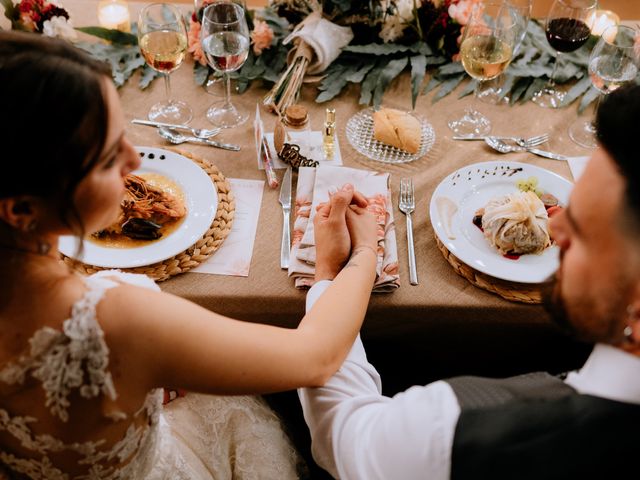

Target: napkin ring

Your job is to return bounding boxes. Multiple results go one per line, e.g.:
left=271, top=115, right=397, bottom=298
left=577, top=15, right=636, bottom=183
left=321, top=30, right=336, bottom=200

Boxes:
left=278, top=143, right=319, bottom=169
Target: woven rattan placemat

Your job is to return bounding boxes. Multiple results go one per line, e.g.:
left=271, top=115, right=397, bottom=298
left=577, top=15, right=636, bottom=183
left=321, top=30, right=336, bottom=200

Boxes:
left=435, top=235, right=543, bottom=304
left=62, top=148, right=235, bottom=281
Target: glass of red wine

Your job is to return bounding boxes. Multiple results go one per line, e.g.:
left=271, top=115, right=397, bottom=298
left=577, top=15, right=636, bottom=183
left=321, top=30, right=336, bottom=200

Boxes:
left=200, top=1, right=250, bottom=128
left=533, top=0, right=597, bottom=108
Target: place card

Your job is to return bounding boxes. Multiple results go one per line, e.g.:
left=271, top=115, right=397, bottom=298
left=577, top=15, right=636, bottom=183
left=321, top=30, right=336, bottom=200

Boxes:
left=567, top=156, right=590, bottom=181
left=191, top=178, right=264, bottom=277
left=260, top=131, right=343, bottom=169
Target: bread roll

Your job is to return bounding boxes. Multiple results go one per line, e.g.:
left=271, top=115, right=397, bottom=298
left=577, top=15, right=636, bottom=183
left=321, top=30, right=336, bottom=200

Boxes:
left=372, top=108, right=421, bottom=154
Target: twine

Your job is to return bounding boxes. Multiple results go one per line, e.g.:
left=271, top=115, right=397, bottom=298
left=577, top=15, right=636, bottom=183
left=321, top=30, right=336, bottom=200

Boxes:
left=435, top=235, right=543, bottom=304
left=62, top=149, right=235, bottom=281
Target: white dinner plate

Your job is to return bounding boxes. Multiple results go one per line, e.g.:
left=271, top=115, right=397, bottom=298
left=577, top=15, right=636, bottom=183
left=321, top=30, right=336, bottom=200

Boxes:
left=59, top=147, right=217, bottom=268
left=429, top=161, right=573, bottom=284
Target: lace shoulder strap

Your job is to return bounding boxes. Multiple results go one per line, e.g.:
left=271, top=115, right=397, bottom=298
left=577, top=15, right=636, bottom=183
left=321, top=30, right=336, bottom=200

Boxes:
left=30, top=275, right=120, bottom=422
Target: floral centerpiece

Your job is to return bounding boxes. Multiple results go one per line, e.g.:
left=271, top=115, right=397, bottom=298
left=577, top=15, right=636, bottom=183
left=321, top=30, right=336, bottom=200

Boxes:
left=1, top=0, right=76, bottom=40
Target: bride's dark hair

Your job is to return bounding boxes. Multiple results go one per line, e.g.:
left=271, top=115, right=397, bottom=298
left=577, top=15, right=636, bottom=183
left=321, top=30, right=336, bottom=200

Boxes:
left=0, top=31, right=112, bottom=236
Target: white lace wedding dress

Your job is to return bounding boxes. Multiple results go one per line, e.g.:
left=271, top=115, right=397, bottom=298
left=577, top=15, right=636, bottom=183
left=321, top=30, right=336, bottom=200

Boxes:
left=0, top=271, right=301, bottom=479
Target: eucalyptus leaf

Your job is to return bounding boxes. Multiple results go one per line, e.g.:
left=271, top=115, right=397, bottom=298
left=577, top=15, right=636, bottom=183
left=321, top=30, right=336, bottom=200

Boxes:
left=457, top=79, right=478, bottom=99
left=409, top=55, right=427, bottom=109
left=522, top=78, right=548, bottom=103
left=139, top=65, right=161, bottom=89
left=359, top=62, right=385, bottom=105
left=433, top=74, right=464, bottom=102
left=344, top=43, right=413, bottom=55
left=76, top=26, right=138, bottom=45
left=422, top=76, right=441, bottom=95
left=316, top=64, right=351, bottom=102
left=437, top=62, right=465, bottom=76
left=578, top=86, right=600, bottom=114
left=497, top=74, right=516, bottom=100
left=193, top=63, right=209, bottom=86
left=373, top=57, right=408, bottom=108
left=509, top=77, right=532, bottom=104
left=560, top=76, right=592, bottom=107
left=345, top=63, right=375, bottom=83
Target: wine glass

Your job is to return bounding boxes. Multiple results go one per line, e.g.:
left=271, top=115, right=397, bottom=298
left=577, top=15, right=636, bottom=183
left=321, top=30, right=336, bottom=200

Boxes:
left=568, top=25, right=640, bottom=148
left=448, top=2, right=516, bottom=137
left=200, top=1, right=250, bottom=128
left=532, top=0, right=597, bottom=108
left=138, top=3, right=192, bottom=124
left=477, top=0, right=532, bottom=105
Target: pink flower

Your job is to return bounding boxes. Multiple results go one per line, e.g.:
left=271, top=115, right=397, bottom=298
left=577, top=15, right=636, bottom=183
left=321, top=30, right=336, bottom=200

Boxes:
left=187, top=19, right=208, bottom=67
left=251, top=19, right=273, bottom=55
left=448, top=0, right=481, bottom=26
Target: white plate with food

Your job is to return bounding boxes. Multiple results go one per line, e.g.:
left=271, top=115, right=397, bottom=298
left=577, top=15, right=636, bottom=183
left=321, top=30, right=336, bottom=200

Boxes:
left=59, top=147, right=217, bottom=268
left=430, top=161, right=573, bottom=284
left=346, top=107, right=435, bottom=164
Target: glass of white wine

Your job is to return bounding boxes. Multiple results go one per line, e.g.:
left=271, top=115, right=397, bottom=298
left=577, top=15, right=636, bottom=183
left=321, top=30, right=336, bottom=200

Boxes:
left=569, top=25, right=640, bottom=148
left=477, top=0, right=532, bottom=105
left=200, top=1, right=250, bottom=128
left=138, top=3, right=192, bottom=124
left=448, top=2, right=516, bottom=136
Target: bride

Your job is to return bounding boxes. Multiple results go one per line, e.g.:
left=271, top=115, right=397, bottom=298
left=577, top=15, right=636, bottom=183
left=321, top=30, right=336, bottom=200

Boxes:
left=0, top=31, right=378, bottom=479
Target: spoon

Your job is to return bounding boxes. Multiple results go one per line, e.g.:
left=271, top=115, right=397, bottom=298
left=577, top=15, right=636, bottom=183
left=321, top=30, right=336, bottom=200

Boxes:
left=132, top=119, right=221, bottom=139
left=158, top=127, right=240, bottom=152
left=484, top=137, right=568, bottom=161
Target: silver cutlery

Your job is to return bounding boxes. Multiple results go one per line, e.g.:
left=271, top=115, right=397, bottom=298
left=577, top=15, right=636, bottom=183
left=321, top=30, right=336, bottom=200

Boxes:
left=453, top=134, right=549, bottom=148
left=132, top=119, right=221, bottom=139
left=157, top=127, right=240, bottom=151
left=279, top=167, right=292, bottom=269
left=484, top=137, right=568, bottom=161
left=399, top=178, right=418, bottom=286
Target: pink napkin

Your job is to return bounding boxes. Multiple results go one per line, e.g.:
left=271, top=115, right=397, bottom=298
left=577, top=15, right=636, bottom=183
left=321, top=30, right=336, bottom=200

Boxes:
left=289, top=165, right=400, bottom=292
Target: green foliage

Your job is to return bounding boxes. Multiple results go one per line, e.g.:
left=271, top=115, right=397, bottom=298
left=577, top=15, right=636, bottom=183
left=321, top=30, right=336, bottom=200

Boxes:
left=76, top=26, right=137, bottom=45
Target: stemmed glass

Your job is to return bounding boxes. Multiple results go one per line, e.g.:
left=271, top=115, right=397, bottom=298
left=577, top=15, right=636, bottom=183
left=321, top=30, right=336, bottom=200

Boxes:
left=200, top=1, right=250, bottom=128
left=532, top=0, right=597, bottom=108
left=448, top=2, right=516, bottom=137
left=477, top=0, right=532, bottom=104
left=138, top=3, right=192, bottom=124
left=568, top=25, right=640, bottom=148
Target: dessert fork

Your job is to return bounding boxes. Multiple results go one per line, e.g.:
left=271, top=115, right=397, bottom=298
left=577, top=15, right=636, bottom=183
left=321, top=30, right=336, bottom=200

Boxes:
left=399, top=178, right=418, bottom=286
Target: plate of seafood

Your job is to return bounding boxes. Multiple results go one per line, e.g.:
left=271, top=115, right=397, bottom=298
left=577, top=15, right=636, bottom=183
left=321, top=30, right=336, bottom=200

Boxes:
left=430, top=161, right=573, bottom=284
left=59, top=147, right=217, bottom=268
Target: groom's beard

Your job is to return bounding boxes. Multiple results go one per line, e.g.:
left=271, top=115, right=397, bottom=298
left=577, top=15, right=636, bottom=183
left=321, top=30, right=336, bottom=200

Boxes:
left=541, top=275, right=576, bottom=338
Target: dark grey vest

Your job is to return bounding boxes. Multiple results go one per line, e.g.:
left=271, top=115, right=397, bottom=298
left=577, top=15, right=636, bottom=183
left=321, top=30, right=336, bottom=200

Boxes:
left=447, top=372, right=640, bottom=479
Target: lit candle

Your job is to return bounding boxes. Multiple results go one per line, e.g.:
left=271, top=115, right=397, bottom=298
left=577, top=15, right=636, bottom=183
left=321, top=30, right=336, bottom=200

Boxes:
left=588, top=10, right=620, bottom=43
left=97, top=0, right=131, bottom=32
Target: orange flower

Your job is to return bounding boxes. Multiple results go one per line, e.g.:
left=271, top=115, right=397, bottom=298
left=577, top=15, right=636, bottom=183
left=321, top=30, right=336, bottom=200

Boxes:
left=188, top=19, right=208, bottom=67
left=251, top=19, right=274, bottom=55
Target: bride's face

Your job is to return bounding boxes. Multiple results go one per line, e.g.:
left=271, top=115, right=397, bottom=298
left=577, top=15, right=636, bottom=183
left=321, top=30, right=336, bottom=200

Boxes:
left=73, top=79, right=140, bottom=235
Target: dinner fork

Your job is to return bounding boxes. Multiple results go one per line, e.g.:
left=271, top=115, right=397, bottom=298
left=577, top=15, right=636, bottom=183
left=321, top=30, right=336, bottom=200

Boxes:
left=131, top=119, right=221, bottom=139
left=399, top=178, right=418, bottom=286
left=514, top=133, right=549, bottom=148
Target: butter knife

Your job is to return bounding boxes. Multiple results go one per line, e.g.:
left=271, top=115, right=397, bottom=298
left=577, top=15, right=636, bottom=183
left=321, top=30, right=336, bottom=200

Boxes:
left=279, top=167, right=292, bottom=269
left=525, top=148, right=569, bottom=161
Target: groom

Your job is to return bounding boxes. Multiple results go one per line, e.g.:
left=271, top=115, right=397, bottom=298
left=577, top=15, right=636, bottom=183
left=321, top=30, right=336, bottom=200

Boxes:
left=300, top=84, right=640, bottom=479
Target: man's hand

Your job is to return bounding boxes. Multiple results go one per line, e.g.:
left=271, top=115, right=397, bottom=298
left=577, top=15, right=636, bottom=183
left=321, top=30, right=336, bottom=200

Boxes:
left=314, top=184, right=368, bottom=281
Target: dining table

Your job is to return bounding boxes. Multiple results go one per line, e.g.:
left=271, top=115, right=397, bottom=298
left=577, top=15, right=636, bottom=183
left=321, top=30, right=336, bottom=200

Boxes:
left=17, top=0, right=621, bottom=389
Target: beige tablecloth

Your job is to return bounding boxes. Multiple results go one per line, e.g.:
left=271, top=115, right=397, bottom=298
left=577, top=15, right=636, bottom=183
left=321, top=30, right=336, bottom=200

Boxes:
left=22, top=1, right=605, bottom=377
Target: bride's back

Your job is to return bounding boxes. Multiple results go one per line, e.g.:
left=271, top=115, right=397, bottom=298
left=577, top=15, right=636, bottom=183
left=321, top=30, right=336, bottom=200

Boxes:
left=0, top=271, right=159, bottom=478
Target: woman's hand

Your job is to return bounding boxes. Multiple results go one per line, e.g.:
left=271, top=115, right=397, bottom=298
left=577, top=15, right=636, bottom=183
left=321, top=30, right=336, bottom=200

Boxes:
left=314, top=184, right=368, bottom=281
left=346, top=203, right=378, bottom=255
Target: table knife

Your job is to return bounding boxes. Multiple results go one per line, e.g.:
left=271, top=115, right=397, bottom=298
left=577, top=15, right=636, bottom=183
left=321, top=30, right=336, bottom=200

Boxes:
left=279, top=167, right=292, bottom=269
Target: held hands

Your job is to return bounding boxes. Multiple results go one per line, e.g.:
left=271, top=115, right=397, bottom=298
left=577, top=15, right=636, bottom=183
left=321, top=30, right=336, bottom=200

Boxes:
left=314, top=184, right=377, bottom=281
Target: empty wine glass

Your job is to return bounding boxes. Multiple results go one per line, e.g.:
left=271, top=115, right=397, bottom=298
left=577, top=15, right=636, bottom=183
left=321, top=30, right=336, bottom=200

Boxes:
left=568, top=25, right=640, bottom=148
left=138, top=3, right=192, bottom=124
left=477, top=0, right=532, bottom=104
left=448, top=2, right=516, bottom=137
left=200, top=1, right=250, bottom=128
left=532, top=0, right=597, bottom=108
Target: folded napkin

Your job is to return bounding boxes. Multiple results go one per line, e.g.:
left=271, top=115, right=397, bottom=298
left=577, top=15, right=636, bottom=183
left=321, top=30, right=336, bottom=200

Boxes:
left=283, top=11, right=354, bottom=75
left=289, top=165, right=399, bottom=292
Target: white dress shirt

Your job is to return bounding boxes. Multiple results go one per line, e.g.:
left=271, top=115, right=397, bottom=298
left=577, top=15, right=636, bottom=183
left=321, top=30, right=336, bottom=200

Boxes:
left=299, top=281, right=640, bottom=480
